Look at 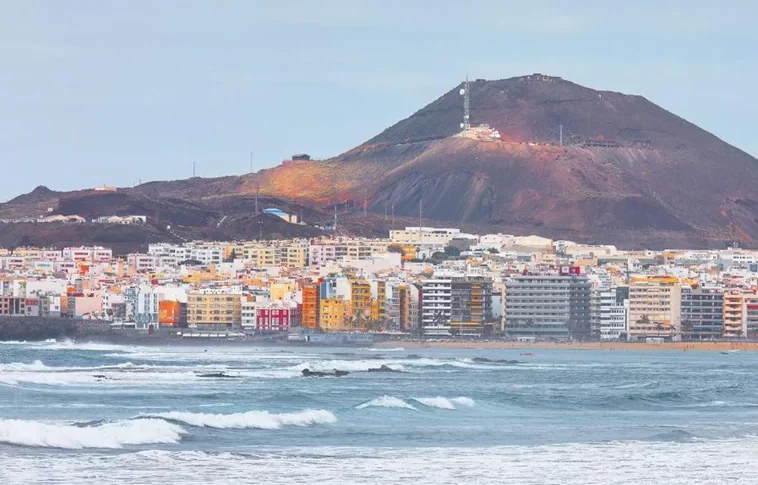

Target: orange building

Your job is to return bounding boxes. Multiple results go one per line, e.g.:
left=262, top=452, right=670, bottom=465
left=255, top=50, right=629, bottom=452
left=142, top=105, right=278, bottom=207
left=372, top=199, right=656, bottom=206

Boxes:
left=158, top=300, right=181, bottom=326
left=301, top=283, right=320, bottom=329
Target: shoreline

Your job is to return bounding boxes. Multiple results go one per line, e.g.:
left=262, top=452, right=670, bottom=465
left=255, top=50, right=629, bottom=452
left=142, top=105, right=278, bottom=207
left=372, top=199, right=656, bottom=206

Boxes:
left=374, top=340, right=758, bottom=352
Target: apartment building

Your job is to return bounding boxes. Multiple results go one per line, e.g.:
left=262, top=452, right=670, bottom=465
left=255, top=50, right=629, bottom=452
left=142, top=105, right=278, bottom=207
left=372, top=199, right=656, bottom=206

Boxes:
left=595, top=287, right=629, bottom=340
left=421, top=275, right=494, bottom=335
left=301, top=283, right=320, bottom=329
left=187, top=289, right=242, bottom=327
left=504, top=273, right=592, bottom=340
left=627, top=279, right=681, bottom=340
left=390, top=227, right=461, bottom=245
left=680, top=287, right=724, bottom=340
left=309, top=238, right=390, bottom=266
left=319, top=298, right=352, bottom=331
left=723, top=290, right=747, bottom=338
left=0, top=297, right=26, bottom=316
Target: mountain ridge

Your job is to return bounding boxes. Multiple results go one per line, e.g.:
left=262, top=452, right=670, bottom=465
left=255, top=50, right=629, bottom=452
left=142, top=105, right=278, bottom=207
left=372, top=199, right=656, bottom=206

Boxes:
left=3, top=73, right=757, bottom=250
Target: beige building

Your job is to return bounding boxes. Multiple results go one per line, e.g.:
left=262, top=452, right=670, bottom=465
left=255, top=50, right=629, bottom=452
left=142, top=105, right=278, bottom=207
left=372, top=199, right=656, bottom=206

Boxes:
left=723, top=290, right=747, bottom=338
left=389, top=227, right=460, bottom=245
left=187, top=290, right=242, bottom=326
left=627, top=279, right=681, bottom=340
left=224, top=241, right=307, bottom=268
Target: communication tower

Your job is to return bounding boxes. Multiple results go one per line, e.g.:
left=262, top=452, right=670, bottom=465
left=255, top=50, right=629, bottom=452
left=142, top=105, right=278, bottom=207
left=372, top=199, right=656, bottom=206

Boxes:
left=459, top=75, right=471, bottom=130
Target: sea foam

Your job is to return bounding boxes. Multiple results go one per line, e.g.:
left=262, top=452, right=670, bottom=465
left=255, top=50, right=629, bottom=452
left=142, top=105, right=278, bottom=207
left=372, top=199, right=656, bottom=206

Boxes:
left=0, top=418, right=185, bottom=449
left=413, top=396, right=476, bottom=410
left=152, top=409, right=337, bottom=429
left=356, top=396, right=417, bottom=410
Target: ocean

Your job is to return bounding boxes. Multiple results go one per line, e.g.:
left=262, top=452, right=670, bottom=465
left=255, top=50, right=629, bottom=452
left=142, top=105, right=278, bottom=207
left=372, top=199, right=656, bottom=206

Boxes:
left=2, top=341, right=758, bottom=484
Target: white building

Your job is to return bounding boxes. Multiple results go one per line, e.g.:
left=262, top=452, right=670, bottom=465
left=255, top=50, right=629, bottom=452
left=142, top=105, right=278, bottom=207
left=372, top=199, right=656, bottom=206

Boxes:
left=390, top=227, right=461, bottom=245
left=596, top=287, right=629, bottom=340
left=421, top=276, right=453, bottom=335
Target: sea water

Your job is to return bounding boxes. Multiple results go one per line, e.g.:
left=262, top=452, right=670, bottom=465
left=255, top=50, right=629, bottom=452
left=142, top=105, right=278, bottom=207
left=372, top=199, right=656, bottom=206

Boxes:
left=1, top=341, right=758, bottom=484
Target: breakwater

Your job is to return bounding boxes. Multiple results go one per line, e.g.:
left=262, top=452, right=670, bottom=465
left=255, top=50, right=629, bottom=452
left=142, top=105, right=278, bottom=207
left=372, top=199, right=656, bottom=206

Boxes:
left=0, top=317, right=114, bottom=341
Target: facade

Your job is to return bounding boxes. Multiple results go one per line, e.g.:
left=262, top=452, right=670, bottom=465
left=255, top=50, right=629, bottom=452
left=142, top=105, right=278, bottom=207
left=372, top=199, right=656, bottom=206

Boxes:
left=255, top=306, right=297, bottom=332
left=0, top=297, right=26, bottom=316
left=596, top=287, right=629, bottom=341
left=309, top=238, right=390, bottom=267
left=421, top=275, right=494, bottom=335
left=723, top=291, right=746, bottom=338
left=504, top=274, right=592, bottom=340
left=680, top=287, right=724, bottom=340
left=301, top=283, right=320, bottom=329
left=351, top=281, right=372, bottom=328
left=187, top=290, right=242, bottom=327
left=390, top=227, right=461, bottom=245
left=627, top=279, right=681, bottom=340
left=319, top=298, right=352, bottom=331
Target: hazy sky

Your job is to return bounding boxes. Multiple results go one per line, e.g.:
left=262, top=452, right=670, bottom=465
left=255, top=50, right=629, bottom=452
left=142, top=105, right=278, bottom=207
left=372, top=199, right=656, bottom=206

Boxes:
left=1, top=1, right=755, bottom=201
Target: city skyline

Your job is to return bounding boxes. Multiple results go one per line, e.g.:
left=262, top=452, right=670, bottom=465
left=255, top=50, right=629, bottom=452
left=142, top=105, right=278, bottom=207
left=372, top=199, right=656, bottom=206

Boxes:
left=1, top=1, right=757, bottom=201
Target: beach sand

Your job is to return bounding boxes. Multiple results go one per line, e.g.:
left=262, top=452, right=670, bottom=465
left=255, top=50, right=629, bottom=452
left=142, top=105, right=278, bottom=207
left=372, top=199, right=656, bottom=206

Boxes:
left=374, top=340, right=758, bottom=352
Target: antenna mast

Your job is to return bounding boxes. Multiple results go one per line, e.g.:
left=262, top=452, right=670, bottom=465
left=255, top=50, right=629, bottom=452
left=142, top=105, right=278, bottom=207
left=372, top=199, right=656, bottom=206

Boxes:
left=559, top=124, right=563, bottom=146
left=193, top=161, right=196, bottom=178
left=255, top=180, right=260, bottom=215
left=460, top=75, right=471, bottom=130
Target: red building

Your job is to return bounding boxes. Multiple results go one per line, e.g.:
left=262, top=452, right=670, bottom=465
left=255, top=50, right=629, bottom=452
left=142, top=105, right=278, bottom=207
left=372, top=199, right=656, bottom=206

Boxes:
left=255, top=307, right=298, bottom=333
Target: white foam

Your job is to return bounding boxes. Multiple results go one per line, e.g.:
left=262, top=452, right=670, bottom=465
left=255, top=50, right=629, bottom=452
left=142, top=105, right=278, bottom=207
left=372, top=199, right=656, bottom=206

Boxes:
left=413, top=397, right=457, bottom=409
left=356, top=396, right=417, bottom=410
left=0, top=418, right=185, bottom=449
left=7, top=439, right=758, bottom=485
left=292, top=360, right=406, bottom=373
left=152, top=409, right=336, bottom=429
left=46, top=341, right=132, bottom=352
left=0, top=360, right=50, bottom=371
left=451, top=397, right=476, bottom=407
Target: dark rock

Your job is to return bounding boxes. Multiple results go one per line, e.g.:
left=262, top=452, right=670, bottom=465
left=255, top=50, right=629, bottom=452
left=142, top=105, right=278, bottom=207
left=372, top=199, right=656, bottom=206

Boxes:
left=197, top=372, right=240, bottom=379
left=367, top=364, right=402, bottom=373
left=302, top=368, right=349, bottom=378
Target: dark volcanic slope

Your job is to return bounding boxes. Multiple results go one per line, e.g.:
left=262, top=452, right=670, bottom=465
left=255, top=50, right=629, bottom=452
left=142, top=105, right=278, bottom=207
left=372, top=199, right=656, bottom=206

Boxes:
left=343, top=75, right=758, bottom=247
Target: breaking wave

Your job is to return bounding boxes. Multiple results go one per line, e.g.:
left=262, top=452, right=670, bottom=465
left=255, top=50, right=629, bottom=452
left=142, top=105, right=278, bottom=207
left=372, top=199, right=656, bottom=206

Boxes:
left=290, top=360, right=405, bottom=373
left=0, top=418, right=185, bottom=449
left=151, top=409, right=337, bottom=429
left=356, top=396, right=417, bottom=410
left=413, top=396, right=476, bottom=409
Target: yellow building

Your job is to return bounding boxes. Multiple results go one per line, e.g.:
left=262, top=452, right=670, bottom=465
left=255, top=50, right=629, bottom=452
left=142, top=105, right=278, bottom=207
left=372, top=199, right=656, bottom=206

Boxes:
left=628, top=278, right=681, bottom=340
left=276, top=244, right=308, bottom=268
left=370, top=280, right=387, bottom=323
left=270, top=282, right=297, bottom=301
left=319, top=298, right=353, bottom=331
left=351, top=282, right=372, bottom=328
left=187, top=291, right=242, bottom=326
left=224, top=242, right=307, bottom=268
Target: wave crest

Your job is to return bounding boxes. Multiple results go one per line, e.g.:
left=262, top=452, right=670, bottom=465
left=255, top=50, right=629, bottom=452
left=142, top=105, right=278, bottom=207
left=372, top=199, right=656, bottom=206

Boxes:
left=152, top=409, right=337, bottom=429
left=413, top=396, right=476, bottom=409
left=0, top=418, right=185, bottom=449
left=356, top=396, right=417, bottom=410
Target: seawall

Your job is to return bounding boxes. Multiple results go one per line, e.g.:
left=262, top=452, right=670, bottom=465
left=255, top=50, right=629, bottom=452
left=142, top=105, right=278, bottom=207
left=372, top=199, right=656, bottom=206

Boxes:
left=0, top=317, right=114, bottom=341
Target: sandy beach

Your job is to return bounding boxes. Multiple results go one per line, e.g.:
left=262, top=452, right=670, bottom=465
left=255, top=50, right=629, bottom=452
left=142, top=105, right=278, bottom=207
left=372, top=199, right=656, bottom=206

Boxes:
left=375, top=340, right=758, bottom=352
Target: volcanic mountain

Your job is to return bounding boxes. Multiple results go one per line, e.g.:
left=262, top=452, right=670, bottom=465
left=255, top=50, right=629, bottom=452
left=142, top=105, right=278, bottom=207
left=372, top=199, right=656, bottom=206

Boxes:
left=3, top=73, right=758, bottom=249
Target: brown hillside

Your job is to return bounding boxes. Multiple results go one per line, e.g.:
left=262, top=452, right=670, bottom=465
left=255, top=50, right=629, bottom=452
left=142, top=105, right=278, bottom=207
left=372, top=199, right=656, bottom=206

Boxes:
left=3, top=74, right=758, bottom=249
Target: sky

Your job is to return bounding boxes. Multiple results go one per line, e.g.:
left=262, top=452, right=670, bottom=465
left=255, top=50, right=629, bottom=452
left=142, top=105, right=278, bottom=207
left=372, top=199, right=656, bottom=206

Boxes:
left=1, top=1, right=756, bottom=201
